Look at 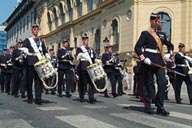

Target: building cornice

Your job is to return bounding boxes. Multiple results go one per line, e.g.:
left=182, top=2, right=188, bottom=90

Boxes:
left=40, top=0, right=119, bottom=38
left=5, top=0, right=36, bottom=31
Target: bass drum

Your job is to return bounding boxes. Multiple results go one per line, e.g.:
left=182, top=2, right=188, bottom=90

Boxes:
left=87, top=62, right=109, bottom=92
left=34, top=58, right=58, bottom=89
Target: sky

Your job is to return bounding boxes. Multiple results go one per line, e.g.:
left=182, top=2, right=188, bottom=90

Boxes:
left=0, top=0, right=18, bottom=24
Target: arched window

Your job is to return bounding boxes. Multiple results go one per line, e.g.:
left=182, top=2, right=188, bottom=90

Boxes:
left=67, top=0, right=73, bottom=21
left=87, top=0, right=93, bottom=12
left=59, top=3, right=65, bottom=23
left=111, top=19, right=119, bottom=44
left=158, top=12, right=172, bottom=41
left=95, top=29, right=101, bottom=54
left=53, top=7, right=58, bottom=27
left=76, top=0, right=82, bottom=17
left=47, top=12, right=52, bottom=31
left=74, top=37, right=77, bottom=48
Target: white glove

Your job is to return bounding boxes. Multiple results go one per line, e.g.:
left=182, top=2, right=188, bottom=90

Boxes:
left=19, top=47, right=29, bottom=55
left=77, top=53, right=86, bottom=60
left=164, top=54, right=171, bottom=61
left=1, top=63, right=6, bottom=66
left=185, top=56, right=192, bottom=62
left=45, top=53, right=51, bottom=60
left=95, top=59, right=101, bottom=63
left=144, top=58, right=152, bottom=65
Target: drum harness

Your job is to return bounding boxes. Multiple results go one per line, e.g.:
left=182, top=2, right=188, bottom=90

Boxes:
left=21, top=37, right=58, bottom=89
left=79, top=46, right=110, bottom=92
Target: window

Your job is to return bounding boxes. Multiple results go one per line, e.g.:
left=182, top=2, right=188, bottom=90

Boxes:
left=95, top=29, right=101, bottom=54
left=27, top=16, right=29, bottom=30
left=20, top=21, right=22, bottom=34
left=87, top=0, right=93, bottom=12
left=47, top=12, right=52, bottom=31
left=76, top=0, right=82, bottom=17
left=17, top=24, right=19, bottom=37
left=67, top=0, right=73, bottom=21
left=23, top=18, right=25, bottom=32
left=74, top=37, right=77, bottom=48
left=158, top=12, right=172, bottom=41
left=14, top=27, right=16, bottom=39
left=31, top=12, right=34, bottom=26
left=111, top=19, right=119, bottom=44
left=53, top=8, right=58, bottom=27
left=98, top=0, right=103, bottom=4
left=59, top=3, right=65, bottom=23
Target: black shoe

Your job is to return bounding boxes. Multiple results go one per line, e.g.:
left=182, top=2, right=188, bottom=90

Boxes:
left=28, top=100, right=33, bottom=104
left=176, top=100, right=182, bottom=104
left=80, top=98, right=85, bottom=102
left=14, top=95, right=19, bottom=98
left=21, top=94, right=26, bottom=98
left=156, top=107, right=170, bottom=116
left=35, top=100, right=42, bottom=105
left=66, top=93, right=72, bottom=98
left=51, top=91, right=56, bottom=95
left=88, top=98, right=96, bottom=104
left=145, top=108, right=154, bottom=115
left=7, top=92, right=10, bottom=95
left=112, top=94, right=118, bottom=98
left=104, top=94, right=110, bottom=98
left=190, top=99, right=192, bottom=105
left=58, top=94, right=63, bottom=97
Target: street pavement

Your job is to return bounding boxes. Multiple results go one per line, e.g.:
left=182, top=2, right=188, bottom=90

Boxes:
left=0, top=85, right=191, bottom=128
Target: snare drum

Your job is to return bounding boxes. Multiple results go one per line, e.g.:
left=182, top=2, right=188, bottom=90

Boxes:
left=34, top=58, right=55, bottom=80
left=87, top=62, right=107, bottom=81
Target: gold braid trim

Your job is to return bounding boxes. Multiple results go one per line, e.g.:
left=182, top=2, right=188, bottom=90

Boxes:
left=147, top=28, right=164, bottom=57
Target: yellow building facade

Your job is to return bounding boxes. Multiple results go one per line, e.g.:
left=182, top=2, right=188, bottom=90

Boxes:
left=34, top=0, right=192, bottom=56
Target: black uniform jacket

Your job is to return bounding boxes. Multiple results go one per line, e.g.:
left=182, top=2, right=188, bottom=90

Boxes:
left=76, top=46, right=96, bottom=71
left=0, top=54, right=7, bottom=73
left=175, top=52, right=191, bottom=76
left=57, top=47, right=74, bottom=70
left=12, top=48, right=24, bottom=70
left=23, top=37, right=48, bottom=66
left=102, top=52, right=115, bottom=73
left=134, top=31, right=174, bottom=66
left=5, top=53, right=13, bottom=74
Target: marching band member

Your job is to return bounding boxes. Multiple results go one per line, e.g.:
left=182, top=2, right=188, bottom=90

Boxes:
left=134, top=13, right=174, bottom=116
left=0, top=48, right=8, bottom=93
left=12, top=40, right=25, bottom=98
left=114, top=52, right=125, bottom=96
left=174, top=43, right=192, bottom=104
left=57, top=39, right=74, bottom=97
left=102, top=38, right=117, bottom=98
left=22, top=24, right=50, bottom=105
left=76, top=33, right=97, bottom=103
left=5, top=46, right=14, bottom=95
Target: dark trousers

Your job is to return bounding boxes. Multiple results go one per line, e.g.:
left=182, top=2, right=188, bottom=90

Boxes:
left=20, top=67, right=26, bottom=95
left=5, top=73, right=12, bottom=94
left=78, top=70, right=94, bottom=99
left=115, top=73, right=123, bottom=94
left=13, top=69, right=23, bottom=96
left=26, top=66, right=43, bottom=102
left=107, top=72, right=116, bottom=95
left=58, top=69, right=75, bottom=95
left=133, top=76, right=143, bottom=97
left=143, top=65, right=166, bottom=109
left=175, top=74, right=192, bottom=102
left=0, top=72, right=6, bottom=92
